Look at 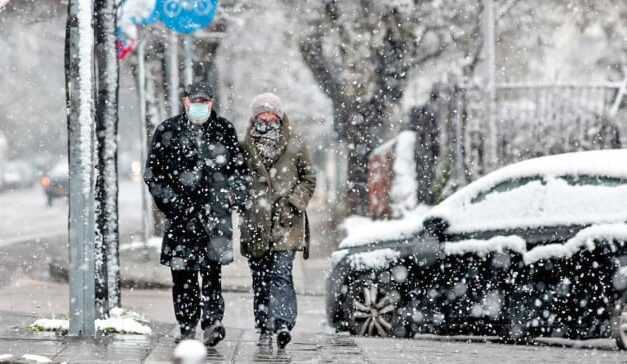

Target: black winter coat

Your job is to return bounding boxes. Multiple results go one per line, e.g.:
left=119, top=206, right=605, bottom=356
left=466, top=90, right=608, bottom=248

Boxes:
left=144, top=111, right=251, bottom=270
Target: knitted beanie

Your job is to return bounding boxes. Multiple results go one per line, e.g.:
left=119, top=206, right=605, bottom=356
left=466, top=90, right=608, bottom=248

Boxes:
left=251, top=92, right=283, bottom=119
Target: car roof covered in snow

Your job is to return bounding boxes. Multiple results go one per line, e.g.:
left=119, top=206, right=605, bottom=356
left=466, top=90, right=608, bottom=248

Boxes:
left=427, top=149, right=627, bottom=232
left=445, top=149, right=627, bottom=202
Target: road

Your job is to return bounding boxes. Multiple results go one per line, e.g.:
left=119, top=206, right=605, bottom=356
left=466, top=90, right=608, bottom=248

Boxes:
left=0, top=179, right=143, bottom=248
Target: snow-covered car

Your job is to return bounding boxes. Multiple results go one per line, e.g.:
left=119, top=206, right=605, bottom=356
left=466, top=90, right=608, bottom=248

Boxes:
left=327, top=149, right=627, bottom=349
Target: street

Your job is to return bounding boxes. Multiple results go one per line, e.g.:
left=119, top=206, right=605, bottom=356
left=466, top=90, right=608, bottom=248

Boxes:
left=0, top=180, right=143, bottom=249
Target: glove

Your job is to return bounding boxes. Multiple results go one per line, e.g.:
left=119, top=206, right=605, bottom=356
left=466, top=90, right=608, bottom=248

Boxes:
left=273, top=197, right=297, bottom=228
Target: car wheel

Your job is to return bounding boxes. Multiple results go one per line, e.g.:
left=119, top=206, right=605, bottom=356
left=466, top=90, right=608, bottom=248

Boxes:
left=611, top=293, right=627, bottom=350
left=348, top=274, right=402, bottom=337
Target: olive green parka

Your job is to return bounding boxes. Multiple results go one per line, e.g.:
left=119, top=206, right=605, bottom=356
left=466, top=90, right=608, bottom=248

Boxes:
left=239, top=114, right=316, bottom=259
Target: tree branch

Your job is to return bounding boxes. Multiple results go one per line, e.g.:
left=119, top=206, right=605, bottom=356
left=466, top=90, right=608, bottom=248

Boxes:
left=298, top=32, right=344, bottom=106
left=497, top=0, right=521, bottom=22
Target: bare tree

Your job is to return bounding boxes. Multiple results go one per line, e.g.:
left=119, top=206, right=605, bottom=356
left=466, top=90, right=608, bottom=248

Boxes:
left=298, top=0, right=480, bottom=214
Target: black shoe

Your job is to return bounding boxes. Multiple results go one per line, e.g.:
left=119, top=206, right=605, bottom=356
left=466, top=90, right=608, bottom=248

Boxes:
left=276, top=328, right=291, bottom=349
left=204, top=321, right=225, bottom=347
left=174, top=329, right=196, bottom=344
left=257, top=331, right=273, bottom=347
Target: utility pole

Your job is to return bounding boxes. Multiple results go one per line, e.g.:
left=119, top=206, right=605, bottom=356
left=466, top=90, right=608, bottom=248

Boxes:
left=167, top=30, right=180, bottom=116
left=65, top=0, right=96, bottom=337
left=183, top=36, right=193, bottom=86
left=137, top=39, right=153, bottom=259
left=484, top=0, right=497, bottom=170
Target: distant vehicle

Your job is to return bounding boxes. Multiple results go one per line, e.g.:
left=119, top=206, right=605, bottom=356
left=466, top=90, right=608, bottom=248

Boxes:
left=2, top=160, right=35, bottom=190
left=327, top=149, right=627, bottom=349
left=40, top=162, right=68, bottom=206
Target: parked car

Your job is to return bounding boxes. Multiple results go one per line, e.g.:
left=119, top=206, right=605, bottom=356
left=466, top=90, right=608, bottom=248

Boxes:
left=327, top=149, right=627, bottom=349
left=40, top=162, right=68, bottom=206
left=1, top=160, right=36, bottom=190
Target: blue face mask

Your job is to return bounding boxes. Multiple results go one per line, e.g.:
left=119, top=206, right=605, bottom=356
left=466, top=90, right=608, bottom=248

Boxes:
left=187, top=103, right=211, bottom=125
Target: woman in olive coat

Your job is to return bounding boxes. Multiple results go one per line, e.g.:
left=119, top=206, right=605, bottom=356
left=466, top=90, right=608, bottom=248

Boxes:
left=240, top=93, right=316, bottom=349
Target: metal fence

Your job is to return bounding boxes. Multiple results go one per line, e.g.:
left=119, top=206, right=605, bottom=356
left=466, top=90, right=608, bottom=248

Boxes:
left=429, top=81, right=626, bottom=197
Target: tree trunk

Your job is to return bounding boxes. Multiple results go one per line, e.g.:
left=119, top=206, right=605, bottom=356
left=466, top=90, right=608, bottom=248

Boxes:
left=65, top=0, right=97, bottom=336
left=344, top=100, right=386, bottom=215
left=94, top=0, right=120, bottom=316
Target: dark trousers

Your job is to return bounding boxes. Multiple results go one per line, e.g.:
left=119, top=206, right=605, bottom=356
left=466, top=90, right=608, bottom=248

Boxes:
left=171, top=265, right=224, bottom=335
left=248, top=251, right=297, bottom=333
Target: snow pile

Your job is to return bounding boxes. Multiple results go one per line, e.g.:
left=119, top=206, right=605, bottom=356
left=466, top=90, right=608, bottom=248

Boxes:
left=347, top=249, right=400, bottom=271
left=444, top=224, right=627, bottom=265
left=96, top=307, right=152, bottom=335
left=120, top=236, right=162, bottom=252
left=173, top=340, right=207, bottom=364
left=0, top=354, right=52, bottom=363
left=21, top=354, right=52, bottom=363
left=427, top=150, right=627, bottom=234
left=339, top=205, right=430, bottom=249
left=389, top=131, right=418, bottom=217
left=444, top=235, right=526, bottom=257
left=30, top=318, right=69, bottom=334
left=523, top=223, right=627, bottom=265
left=30, top=308, right=151, bottom=336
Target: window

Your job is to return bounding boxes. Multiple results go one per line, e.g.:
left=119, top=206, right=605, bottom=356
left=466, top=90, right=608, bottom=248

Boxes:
left=558, top=175, right=626, bottom=187
left=471, top=176, right=544, bottom=204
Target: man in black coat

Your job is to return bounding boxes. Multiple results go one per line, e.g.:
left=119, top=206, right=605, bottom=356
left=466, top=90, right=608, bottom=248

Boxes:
left=144, top=81, right=250, bottom=346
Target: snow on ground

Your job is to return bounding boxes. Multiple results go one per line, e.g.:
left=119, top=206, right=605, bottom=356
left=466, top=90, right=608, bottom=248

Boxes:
left=0, top=354, right=13, bottom=361
left=339, top=205, right=430, bottom=249
left=30, top=307, right=151, bottom=335
left=347, top=248, right=401, bottom=271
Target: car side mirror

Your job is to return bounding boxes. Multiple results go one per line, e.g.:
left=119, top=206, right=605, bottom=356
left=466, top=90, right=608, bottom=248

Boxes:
left=423, top=216, right=449, bottom=241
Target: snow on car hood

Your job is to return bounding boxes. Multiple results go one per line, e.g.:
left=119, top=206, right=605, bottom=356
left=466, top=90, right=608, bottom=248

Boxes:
left=339, top=206, right=430, bottom=249
left=427, top=149, right=627, bottom=234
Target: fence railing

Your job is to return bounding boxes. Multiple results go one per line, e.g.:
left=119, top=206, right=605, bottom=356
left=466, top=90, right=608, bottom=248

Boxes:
left=427, top=80, right=625, bottom=197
